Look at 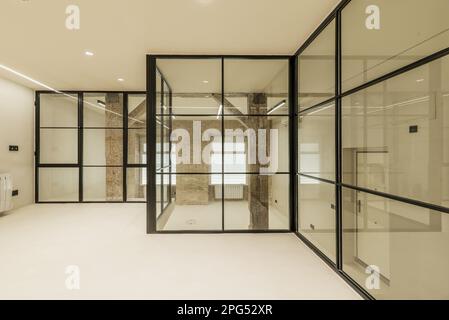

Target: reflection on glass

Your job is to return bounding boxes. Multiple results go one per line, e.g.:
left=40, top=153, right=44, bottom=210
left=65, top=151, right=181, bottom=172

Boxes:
left=224, top=59, right=289, bottom=115
left=299, top=19, right=335, bottom=110
left=40, top=93, right=78, bottom=128
left=128, top=94, right=146, bottom=128
left=342, top=0, right=449, bottom=91
left=156, top=59, right=221, bottom=115
left=83, top=167, right=123, bottom=201
left=156, top=70, right=162, bottom=114
left=342, top=187, right=449, bottom=299
left=298, top=102, right=335, bottom=181
left=40, top=129, right=78, bottom=164
left=84, top=93, right=123, bottom=128
left=342, top=56, right=449, bottom=209
left=298, top=179, right=336, bottom=261
left=39, top=168, right=79, bottom=202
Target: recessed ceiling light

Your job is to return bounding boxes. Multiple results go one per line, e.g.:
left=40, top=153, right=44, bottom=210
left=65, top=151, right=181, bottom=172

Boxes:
left=416, top=78, right=424, bottom=83
left=202, top=80, right=209, bottom=84
left=85, top=51, right=94, bottom=56
left=117, top=78, right=124, bottom=82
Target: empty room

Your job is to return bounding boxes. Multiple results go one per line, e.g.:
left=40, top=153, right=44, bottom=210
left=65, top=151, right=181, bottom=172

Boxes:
left=0, top=0, right=448, bottom=303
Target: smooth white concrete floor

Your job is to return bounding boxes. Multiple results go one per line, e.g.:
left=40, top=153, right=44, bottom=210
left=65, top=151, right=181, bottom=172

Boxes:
left=0, top=204, right=361, bottom=300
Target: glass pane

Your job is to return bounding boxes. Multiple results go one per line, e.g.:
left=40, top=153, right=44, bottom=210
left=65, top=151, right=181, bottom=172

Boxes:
left=83, top=167, right=123, bottom=201
left=342, top=0, right=449, bottom=91
left=38, top=168, right=78, bottom=202
left=84, top=129, right=123, bottom=166
left=127, top=168, right=146, bottom=202
left=156, top=59, right=221, bottom=115
left=298, top=179, right=336, bottom=262
left=84, top=93, right=123, bottom=128
left=342, top=187, right=449, bottom=299
left=224, top=59, right=289, bottom=115
left=223, top=174, right=289, bottom=230
left=170, top=116, right=222, bottom=173
left=299, top=19, right=335, bottom=110
left=342, top=56, right=449, bottom=209
left=40, top=129, right=78, bottom=164
left=156, top=70, right=162, bottom=115
left=298, top=102, right=335, bottom=181
left=128, top=128, right=146, bottom=165
left=40, top=93, right=78, bottom=128
left=157, top=174, right=222, bottom=231
left=128, top=94, right=146, bottom=128
left=223, top=116, right=289, bottom=173
left=163, top=81, right=170, bottom=116
left=156, top=117, right=162, bottom=170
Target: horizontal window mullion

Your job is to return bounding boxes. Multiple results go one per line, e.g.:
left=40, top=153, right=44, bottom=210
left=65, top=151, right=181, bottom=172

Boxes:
left=82, top=165, right=123, bottom=168
left=298, top=173, right=335, bottom=185
left=298, top=97, right=336, bottom=115
left=83, top=127, right=124, bottom=129
left=340, top=183, right=449, bottom=215
left=38, top=163, right=79, bottom=168
left=40, top=126, right=79, bottom=129
left=339, top=46, right=449, bottom=99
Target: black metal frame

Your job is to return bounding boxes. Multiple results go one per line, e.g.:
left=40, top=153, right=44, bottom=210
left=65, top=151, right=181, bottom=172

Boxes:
left=35, top=90, right=147, bottom=204
left=294, top=0, right=449, bottom=300
left=147, top=55, right=293, bottom=234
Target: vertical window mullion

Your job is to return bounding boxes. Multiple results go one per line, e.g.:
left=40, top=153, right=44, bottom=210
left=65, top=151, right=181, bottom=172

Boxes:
left=123, top=92, right=128, bottom=202
left=221, top=57, right=225, bottom=231
left=335, top=9, right=343, bottom=270
left=78, top=92, right=83, bottom=203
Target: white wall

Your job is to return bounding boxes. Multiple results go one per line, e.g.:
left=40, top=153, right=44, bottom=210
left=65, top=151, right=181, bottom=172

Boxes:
left=0, top=77, right=34, bottom=209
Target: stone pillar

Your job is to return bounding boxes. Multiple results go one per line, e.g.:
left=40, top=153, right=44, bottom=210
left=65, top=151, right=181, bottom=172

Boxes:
left=247, top=93, right=269, bottom=229
left=105, top=93, right=123, bottom=201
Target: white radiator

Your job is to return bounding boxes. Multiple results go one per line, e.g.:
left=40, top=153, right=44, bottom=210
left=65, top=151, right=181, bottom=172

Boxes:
left=0, top=174, right=13, bottom=213
left=215, top=184, right=244, bottom=200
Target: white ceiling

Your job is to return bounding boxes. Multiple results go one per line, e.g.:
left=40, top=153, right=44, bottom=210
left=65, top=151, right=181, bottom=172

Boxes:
left=0, top=0, right=339, bottom=91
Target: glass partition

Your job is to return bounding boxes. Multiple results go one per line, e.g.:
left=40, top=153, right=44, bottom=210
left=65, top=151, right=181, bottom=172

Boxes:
left=299, top=19, right=336, bottom=110
left=37, top=91, right=147, bottom=203
left=153, top=57, right=291, bottom=232
left=295, top=0, right=449, bottom=299
left=342, top=0, right=449, bottom=92
left=342, top=187, right=449, bottom=299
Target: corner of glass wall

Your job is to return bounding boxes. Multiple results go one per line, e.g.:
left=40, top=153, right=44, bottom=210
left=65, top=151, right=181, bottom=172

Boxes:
left=296, top=15, right=337, bottom=264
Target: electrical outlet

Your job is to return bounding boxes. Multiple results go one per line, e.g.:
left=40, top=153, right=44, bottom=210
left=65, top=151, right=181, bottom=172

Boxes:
left=12, top=190, right=19, bottom=197
left=9, top=145, right=19, bottom=152
left=409, top=125, right=418, bottom=133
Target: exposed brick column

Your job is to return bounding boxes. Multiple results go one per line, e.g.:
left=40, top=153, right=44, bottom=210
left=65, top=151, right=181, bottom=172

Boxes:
left=105, top=93, right=123, bottom=201
left=247, top=93, right=269, bottom=229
